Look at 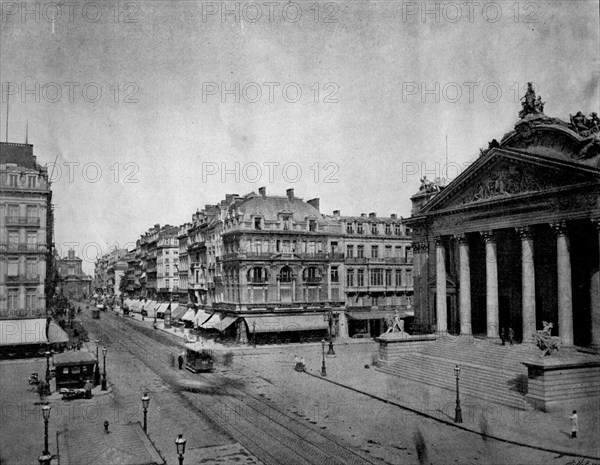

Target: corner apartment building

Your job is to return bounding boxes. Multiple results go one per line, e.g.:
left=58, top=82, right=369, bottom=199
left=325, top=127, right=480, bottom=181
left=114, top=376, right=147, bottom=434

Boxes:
left=0, top=142, right=53, bottom=319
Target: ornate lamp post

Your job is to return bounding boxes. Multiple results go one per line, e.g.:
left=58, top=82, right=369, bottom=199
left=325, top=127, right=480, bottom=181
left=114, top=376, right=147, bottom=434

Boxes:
left=141, top=391, right=150, bottom=433
left=101, top=346, right=108, bottom=391
left=324, top=310, right=335, bottom=356
left=454, top=365, right=463, bottom=423
left=252, top=322, right=256, bottom=347
left=320, top=339, right=327, bottom=377
left=38, top=404, right=51, bottom=465
left=94, top=340, right=101, bottom=385
left=175, top=434, right=187, bottom=465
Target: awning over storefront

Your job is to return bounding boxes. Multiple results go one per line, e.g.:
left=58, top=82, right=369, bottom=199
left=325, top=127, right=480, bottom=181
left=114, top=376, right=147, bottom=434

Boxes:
left=156, top=303, right=170, bottom=316
left=129, top=300, right=142, bottom=312
left=200, top=313, right=237, bottom=331
left=194, top=310, right=213, bottom=327
left=215, top=317, right=237, bottom=332
left=0, top=319, right=69, bottom=346
left=181, top=308, right=196, bottom=322
left=345, top=311, right=392, bottom=320
left=243, top=314, right=328, bottom=333
left=171, top=304, right=188, bottom=321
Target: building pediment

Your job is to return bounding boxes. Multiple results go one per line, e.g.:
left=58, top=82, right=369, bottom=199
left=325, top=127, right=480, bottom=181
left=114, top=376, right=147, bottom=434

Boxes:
left=421, top=149, right=599, bottom=214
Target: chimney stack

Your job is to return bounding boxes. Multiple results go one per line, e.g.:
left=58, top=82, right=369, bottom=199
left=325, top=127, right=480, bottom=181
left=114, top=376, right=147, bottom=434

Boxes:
left=361, top=213, right=367, bottom=218
left=307, top=198, right=320, bottom=212
left=286, top=188, right=294, bottom=201
left=333, top=210, right=340, bottom=217
left=259, top=186, right=267, bottom=198
left=369, top=212, right=376, bottom=219
left=390, top=214, right=397, bottom=220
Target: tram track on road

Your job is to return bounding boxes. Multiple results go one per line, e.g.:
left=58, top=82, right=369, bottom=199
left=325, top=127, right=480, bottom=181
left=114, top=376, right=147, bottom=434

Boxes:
left=82, top=311, right=386, bottom=465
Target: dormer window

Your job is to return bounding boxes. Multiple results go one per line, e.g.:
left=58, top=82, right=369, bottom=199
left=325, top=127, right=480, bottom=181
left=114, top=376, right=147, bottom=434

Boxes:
left=357, top=223, right=363, bottom=234
left=282, top=215, right=291, bottom=231
left=385, top=223, right=391, bottom=235
left=28, top=176, right=36, bottom=188
left=371, top=223, right=378, bottom=235
left=346, top=222, right=354, bottom=234
left=395, top=224, right=403, bottom=235
left=254, top=217, right=262, bottom=230
left=9, top=174, right=18, bottom=187
left=309, top=220, right=317, bottom=232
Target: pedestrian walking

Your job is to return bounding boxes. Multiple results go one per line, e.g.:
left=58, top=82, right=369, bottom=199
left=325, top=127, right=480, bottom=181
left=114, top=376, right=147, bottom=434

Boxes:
left=294, top=355, right=302, bottom=372
left=178, top=353, right=184, bottom=370
left=500, top=328, right=506, bottom=346
left=84, top=379, right=93, bottom=399
left=508, top=327, right=514, bottom=345
left=570, top=410, right=578, bottom=438
left=300, top=357, right=306, bottom=372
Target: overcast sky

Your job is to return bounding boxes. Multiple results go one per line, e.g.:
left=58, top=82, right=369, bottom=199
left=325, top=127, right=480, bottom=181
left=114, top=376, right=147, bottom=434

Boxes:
left=1, top=0, right=598, bottom=274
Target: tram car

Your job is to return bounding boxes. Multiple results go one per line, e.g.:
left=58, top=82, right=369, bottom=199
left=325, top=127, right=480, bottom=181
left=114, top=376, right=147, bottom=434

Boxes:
left=184, top=346, right=214, bottom=373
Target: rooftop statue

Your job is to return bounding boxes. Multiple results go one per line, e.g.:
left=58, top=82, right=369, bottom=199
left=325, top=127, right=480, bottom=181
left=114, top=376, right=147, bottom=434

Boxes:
left=570, top=111, right=600, bottom=137
left=531, top=321, right=560, bottom=356
left=519, top=82, right=545, bottom=119
left=419, top=176, right=444, bottom=194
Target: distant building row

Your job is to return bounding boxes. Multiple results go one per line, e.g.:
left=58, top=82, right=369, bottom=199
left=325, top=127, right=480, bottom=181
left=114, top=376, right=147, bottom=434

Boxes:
left=96, top=187, right=414, bottom=341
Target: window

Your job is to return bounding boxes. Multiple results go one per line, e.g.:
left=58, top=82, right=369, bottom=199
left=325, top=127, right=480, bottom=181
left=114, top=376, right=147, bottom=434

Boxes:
left=8, top=259, right=19, bottom=276
left=395, top=224, right=403, bottom=236
left=280, top=266, right=293, bottom=283
left=385, top=245, right=392, bottom=257
left=357, top=269, right=364, bottom=286
left=8, top=291, right=19, bottom=310
left=309, top=220, right=317, bottom=232
left=357, top=223, right=363, bottom=234
left=357, top=245, right=364, bottom=258
left=26, top=259, right=36, bottom=277
left=406, top=247, right=413, bottom=261
left=9, top=174, right=18, bottom=187
left=254, top=217, right=262, bottom=230
left=303, top=267, right=320, bottom=283
left=385, top=269, right=392, bottom=286
left=330, top=266, right=339, bottom=283
left=370, top=268, right=383, bottom=286
left=406, top=268, right=413, bottom=283
left=8, top=231, right=19, bottom=244
left=165, top=278, right=170, bottom=286
left=346, top=269, right=354, bottom=287
left=385, top=223, right=391, bottom=235
left=28, top=176, right=36, bottom=188
left=330, top=241, right=338, bottom=254
left=346, top=222, right=354, bottom=234
left=248, top=267, right=267, bottom=284
left=283, top=216, right=291, bottom=230
left=371, top=223, right=378, bottom=235
left=8, top=204, right=19, bottom=217
left=26, top=291, right=36, bottom=309
left=346, top=244, right=354, bottom=258
left=371, top=245, right=379, bottom=258
left=27, top=205, right=37, bottom=220
left=395, top=246, right=403, bottom=258
left=395, top=269, right=403, bottom=286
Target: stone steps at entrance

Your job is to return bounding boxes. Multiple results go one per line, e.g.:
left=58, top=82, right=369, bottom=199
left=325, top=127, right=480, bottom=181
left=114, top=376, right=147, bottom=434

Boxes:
left=377, top=338, right=535, bottom=410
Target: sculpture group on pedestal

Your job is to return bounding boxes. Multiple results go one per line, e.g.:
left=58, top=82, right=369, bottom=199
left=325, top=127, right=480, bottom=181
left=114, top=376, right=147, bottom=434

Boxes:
left=531, top=321, right=560, bottom=356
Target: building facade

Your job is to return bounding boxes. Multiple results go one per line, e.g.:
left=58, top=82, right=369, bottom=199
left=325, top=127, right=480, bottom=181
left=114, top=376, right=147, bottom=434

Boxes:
left=56, top=249, right=92, bottom=300
left=93, top=248, right=127, bottom=296
left=0, top=142, right=53, bottom=319
left=407, top=106, right=600, bottom=347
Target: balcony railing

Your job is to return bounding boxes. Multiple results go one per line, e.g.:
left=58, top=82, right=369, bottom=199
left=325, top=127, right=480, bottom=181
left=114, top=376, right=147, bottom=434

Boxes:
left=6, top=216, right=41, bottom=227
left=303, top=276, right=322, bottom=284
left=224, top=252, right=345, bottom=261
left=248, top=278, right=268, bottom=285
left=6, top=274, right=41, bottom=283
left=2, top=243, right=46, bottom=253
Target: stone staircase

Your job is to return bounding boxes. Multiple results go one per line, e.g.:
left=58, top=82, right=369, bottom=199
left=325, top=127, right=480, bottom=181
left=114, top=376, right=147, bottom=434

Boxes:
left=377, top=336, right=539, bottom=410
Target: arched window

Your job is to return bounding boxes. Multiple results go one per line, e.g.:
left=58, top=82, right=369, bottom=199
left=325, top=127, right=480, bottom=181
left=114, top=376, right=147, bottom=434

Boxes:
left=279, top=266, right=293, bottom=283
left=248, top=267, right=267, bottom=284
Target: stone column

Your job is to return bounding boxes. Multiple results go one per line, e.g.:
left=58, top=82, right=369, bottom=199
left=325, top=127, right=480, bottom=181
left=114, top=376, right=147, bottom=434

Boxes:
left=435, top=237, right=447, bottom=335
left=456, top=234, right=472, bottom=336
left=552, top=221, right=574, bottom=346
left=517, top=226, right=537, bottom=343
left=481, top=231, right=499, bottom=339
left=592, top=219, right=600, bottom=347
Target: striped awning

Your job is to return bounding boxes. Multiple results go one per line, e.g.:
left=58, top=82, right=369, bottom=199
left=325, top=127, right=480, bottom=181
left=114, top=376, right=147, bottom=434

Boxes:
left=171, top=305, right=189, bottom=321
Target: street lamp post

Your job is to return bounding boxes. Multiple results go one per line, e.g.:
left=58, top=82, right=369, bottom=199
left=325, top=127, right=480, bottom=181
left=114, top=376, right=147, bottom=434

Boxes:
left=175, top=434, right=187, bottom=465
left=252, top=322, right=256, bottom=347
left=141, top=391, right=150, bottom=433
left=324, top=310, right=335, bottom=356
left=320, top=339, right=327, bottom=377
left=94, top=340, right=100, bottom=385
left=101, top=346, right=108, bottom=391
left=454, top=365, right=463, bottom=423
left=38, top=404, right=51, bottom=465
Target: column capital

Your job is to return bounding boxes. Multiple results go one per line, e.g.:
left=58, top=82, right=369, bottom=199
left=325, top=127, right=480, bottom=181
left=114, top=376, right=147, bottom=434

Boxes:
left=434, top=236, right=444, bottom=247
left=420, top=241, right=430, bottom=252
left=455, top=233, right=469, bottom=244
left=516, top=226, right=534, bottom=239
left=480, top=230, right=496, bottom=243
left=550, top=221, right=568, bottom=236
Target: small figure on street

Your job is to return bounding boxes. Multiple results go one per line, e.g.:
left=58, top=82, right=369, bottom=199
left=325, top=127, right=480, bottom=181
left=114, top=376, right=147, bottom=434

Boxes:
left=500, top=328, right=506, bottom=346
left=294, top=355, right=302, bottom=372
left=570, top=410, right=578, bottom=438
left=84, top=379, right=93, bottom=399
left=508, top=327, right=514, bottom=345
left=178, top=353, right=184, bottom=370
left=300, top=357, right=306, bottom=372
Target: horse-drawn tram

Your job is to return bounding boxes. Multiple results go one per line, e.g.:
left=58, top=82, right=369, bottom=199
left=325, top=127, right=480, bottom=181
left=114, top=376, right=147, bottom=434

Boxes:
left=184, top=344, right=214, bottom=373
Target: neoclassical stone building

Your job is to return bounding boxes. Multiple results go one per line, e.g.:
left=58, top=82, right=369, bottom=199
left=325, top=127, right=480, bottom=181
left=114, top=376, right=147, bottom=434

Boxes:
left=407, top=107, right=600, bottom=347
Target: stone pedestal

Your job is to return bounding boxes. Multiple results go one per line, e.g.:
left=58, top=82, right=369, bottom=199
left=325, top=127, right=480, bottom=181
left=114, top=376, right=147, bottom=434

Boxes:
left=377, top=333, right=437, bottom=365
left=522, top=357, right=600, bottom=412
